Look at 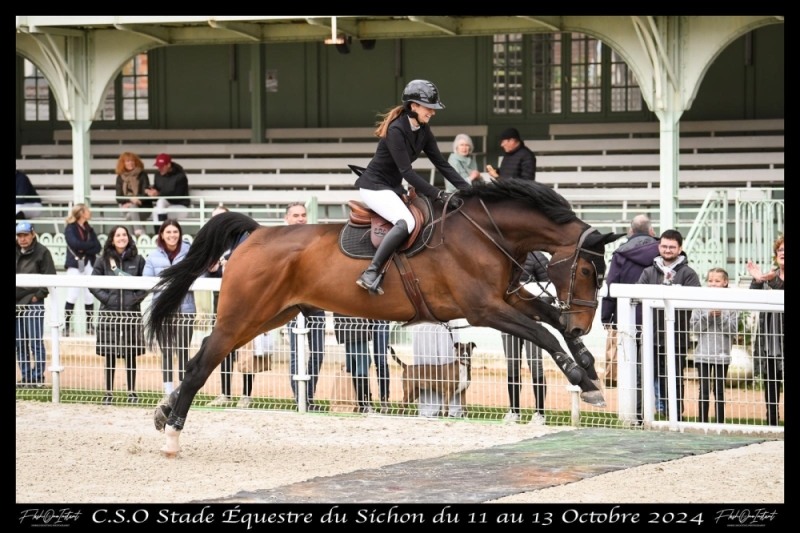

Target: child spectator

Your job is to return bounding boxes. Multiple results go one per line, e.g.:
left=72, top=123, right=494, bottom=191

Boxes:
left=689, top=268, right=737, bottom=423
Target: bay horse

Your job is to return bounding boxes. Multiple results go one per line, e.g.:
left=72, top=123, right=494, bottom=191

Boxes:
left=146, top=179, right=623, bottom=457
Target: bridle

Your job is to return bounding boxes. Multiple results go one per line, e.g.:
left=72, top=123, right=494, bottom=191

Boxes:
left=454, top=196, right=603, bottom=314
left=546, top=227, right=605, bottom=313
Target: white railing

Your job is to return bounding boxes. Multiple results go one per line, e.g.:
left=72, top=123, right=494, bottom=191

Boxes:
left=16, top=274, right=785, bottom=432
left=611, top=283, right=783, bottom=434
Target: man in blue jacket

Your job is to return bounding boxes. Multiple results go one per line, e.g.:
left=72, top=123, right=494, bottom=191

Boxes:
left=600, top=215, right=658, bottom=388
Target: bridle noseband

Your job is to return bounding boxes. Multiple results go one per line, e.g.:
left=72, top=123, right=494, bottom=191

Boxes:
left=546, top=227, right=604, bottom=313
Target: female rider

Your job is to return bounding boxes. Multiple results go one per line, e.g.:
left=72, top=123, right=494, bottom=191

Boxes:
left=354, top=79, right=470, bottom=295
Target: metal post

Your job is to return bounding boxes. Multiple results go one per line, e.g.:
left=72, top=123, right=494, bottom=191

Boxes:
left=292, top=312, right=310, bottom=412
left=616, top=297, right=638, bottom=425
left=47, top=286, right=63, bottom=403
left=566, top=385, right=581, bottom=427
left=641, top=300, right=655, bottom=424
left=663, top=299, right=679, bottom=430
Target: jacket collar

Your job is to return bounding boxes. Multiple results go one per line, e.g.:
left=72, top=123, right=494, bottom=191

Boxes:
left=397, top=113, right=427, bottom=153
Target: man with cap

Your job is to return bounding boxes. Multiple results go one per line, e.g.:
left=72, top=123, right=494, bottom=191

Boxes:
left=145, top=153, right=190, bottom=222
left=15, top=222, right=57, bottom=388
left=486, top=127, right=537, bottom=181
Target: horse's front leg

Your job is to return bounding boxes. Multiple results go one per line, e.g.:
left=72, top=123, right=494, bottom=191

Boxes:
left=467, top=302, right=605, bottom=406
left=507, top=295, right=605, bottom=406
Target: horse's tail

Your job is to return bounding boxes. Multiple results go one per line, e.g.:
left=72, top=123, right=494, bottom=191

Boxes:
left=144, top=211, right=260, bottom=349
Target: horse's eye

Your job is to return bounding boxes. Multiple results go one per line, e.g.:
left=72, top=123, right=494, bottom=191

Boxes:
left=581, top=268, right=591, bottom=277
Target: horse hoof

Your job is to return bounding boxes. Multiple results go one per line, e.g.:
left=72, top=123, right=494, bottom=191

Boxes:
left=160, top=447, right=180, bottom=459
left=154, top=404, right=171, bottom=433
left=580, top=390, right=606, bottom=407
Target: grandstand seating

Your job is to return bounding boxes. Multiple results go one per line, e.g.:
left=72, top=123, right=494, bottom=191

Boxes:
left=19, top=119, right=783, bottom=226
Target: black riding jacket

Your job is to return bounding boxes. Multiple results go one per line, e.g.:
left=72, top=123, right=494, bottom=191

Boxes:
left=355, top=114, right=470, bottom=198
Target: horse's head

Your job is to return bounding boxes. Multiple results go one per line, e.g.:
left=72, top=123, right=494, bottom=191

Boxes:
left=547, top=228, right=625, bottom=337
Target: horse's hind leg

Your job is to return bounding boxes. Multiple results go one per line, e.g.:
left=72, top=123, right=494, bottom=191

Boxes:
left=157, top=306, right=300, bottom=458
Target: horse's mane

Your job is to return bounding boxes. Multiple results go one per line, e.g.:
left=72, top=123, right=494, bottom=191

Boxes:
left=458, top=179, right=578, bottom=225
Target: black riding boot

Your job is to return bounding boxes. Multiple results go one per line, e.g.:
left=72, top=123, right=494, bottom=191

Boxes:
left=63, top=302, right=75, bottom=337
left=356, top=219, right=408, bottom=296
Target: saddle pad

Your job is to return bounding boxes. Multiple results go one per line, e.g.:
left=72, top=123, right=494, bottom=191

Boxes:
left=339, top=195, right=434, bottom=260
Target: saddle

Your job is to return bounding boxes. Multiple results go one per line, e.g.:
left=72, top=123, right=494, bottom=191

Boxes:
left=342, top=165, right=457, bottom=327
left=347, top=189, right=428, bottom=251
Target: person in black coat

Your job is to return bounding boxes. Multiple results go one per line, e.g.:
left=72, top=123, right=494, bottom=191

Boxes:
left=353, top=79, right=471, bottom=296
left=747, top=236, right=784, bottom=426
left=487, top=127, right=537, bottom=181
left=63, top=203, right=102, bottom=336
left=89, top=225, right=147, bottom=405
left=502, top=251, right=550, bottom=425
left=146, top=153, right=190, bottom=222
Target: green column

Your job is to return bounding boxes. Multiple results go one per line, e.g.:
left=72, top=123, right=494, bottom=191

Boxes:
left=250, top=43, right=264, bottom=143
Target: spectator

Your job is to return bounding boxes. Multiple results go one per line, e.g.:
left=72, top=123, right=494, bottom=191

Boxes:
left=353, top=79, right=470, bottom=296
left=63, top=203, right=101, bottom=337
left=115, top=152, right=153, bottom=237
left=89, top=225, right=147, bottom=404
left=486, top=127, right=536, bottom=181
left=334, top=314, right=374, bottom=414
left=600, top=214, right=659, bottom=387
left=205, top=205, right=272, bottom=409
left=281, top=202, right=327, bottom=411
left=636, top=229, right=701, bottom=421
left=747, top=236, right=784, bottom=426
left=503, top=251, right=551, bottom=425
left=15, top=222, right=56, bottom=388
left=144, top=219, right=196, bottom=398
left=145, top=153, right=189, bottom=222
left=16, top=169, right=42, bottom=220
left=690, top=268, right=737, bottom=424
left=445, top=133, right=481, bottom=192
left=372, top=320, right=391, bottom=414
left=411, top=320, right=465, bottom=418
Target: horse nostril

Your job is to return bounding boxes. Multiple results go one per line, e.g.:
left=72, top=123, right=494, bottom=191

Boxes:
left=570, top=327, right=584, bottom=337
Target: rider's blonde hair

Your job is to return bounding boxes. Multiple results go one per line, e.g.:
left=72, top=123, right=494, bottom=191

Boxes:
left=374, top=105, right=406, bottom=138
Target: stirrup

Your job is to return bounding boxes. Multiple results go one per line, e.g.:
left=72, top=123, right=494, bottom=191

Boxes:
left=357, top=270, right=384, bottom=295
left=368, top=275, right=385, bottom=296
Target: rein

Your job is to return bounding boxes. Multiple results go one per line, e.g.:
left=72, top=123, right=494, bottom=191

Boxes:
left=437, top=196, right=602, bottom=314
left=455, top=198, right=557, bottom=303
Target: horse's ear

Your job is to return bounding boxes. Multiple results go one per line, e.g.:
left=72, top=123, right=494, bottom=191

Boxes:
left=604, top=232, right=627, bottom=244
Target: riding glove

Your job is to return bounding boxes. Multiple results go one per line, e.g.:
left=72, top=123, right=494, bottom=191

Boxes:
left=437, top=191, right=461, bottom=210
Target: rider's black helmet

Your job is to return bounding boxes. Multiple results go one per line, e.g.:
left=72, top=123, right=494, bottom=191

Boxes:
left=401, top=79, right=445, bottom=109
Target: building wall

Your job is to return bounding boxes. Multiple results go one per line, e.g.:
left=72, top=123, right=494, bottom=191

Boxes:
left=16, top=25, right=783, bottom=155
